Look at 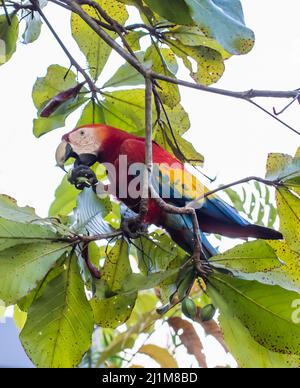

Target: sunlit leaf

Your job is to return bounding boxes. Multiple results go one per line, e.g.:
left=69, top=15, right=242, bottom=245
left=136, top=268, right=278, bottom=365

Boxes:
left=139, top=344, right=178, bottom=368
left=184, top=0, right=255, bottom=55
left=215, top=283, right=300, bottom=368
left=209, top=273, right=300, bottom=356
left=276, top=188, right=300, bottom=253
left=71, top=0, right=128, bottom=80
left=0, top=13, right=19, bottom=65
left=0, top=242, right=70, bottom=305
left=20, top=256, right=93, bottom=368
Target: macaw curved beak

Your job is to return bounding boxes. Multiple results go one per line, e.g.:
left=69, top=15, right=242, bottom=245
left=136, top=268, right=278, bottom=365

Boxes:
left=55, top=140, right=75, bottom=171
left=55, top=140, right=98, bottom=171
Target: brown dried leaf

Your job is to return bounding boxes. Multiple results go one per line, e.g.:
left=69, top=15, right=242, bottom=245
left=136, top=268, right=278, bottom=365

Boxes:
left=168, top=316, right=207, bottom=368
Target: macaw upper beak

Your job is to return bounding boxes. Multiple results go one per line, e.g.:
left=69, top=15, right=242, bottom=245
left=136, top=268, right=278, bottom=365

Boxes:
left=55, top=140, right=98, bottom=171
left=55, top=140, right=75, bottom=171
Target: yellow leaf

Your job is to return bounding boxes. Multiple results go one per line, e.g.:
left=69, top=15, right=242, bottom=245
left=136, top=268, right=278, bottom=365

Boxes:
left=139, top=344, right=178, bottom=368
left=14, top=305, right=27, bottom=330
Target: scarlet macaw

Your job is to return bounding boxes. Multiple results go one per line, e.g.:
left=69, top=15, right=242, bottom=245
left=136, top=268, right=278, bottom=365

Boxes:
left=56, top=124, right=282, bottom=258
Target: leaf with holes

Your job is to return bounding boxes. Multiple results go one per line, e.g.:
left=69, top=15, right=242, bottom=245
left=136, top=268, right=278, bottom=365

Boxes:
left=20, top=256, right=93, bottom=368
left=71, top=0, right=128, bottom=80
left=184, top=0, right=255, bottom=55
left=208, top=273, right=300, bottom=356
left=276, top=188, right=300, bottom=253
left=0, top=241, right=70, bottom=305
left=145, top=45, right=180, bottom=108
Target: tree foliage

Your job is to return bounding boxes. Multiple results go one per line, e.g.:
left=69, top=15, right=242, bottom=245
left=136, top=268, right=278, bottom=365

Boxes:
left=0, top=0, right=299, bottom=369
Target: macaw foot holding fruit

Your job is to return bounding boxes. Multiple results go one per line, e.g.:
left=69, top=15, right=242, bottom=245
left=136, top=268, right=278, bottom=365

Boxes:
left=56, top=124, right=283, bottom=278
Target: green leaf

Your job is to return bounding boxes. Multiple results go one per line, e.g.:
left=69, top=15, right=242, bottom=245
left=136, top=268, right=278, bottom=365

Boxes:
left=122, top=269, right=179, bottom=293
left=217, top=292, right=300, bottom=368
left=184, top=0, right=255, bottom=55
left=20, top=256, right=93, bottom=368
left=276, top=188, right=300, bottom=253
left=32, top=65, right=87, bottom=137
left=0, top=194, right=37, bottom=222
left=208, top=273, right=300, bottom=356
left=266, top=153, right=300, bottom=194
left=154, top=121, right=204, bottom=166
left=143, top=0, right=193, bottom=25
left=102, top=238, right=131, bottom=292
left=126, top=30, right=147, bottom=52
left=267, top=241, right=300, bottom=294
left=210, top=240, right=282, bottom=273
left=136, top=232, right=186, bottom=274
left=167, top=39, right=224, bottom=85
left=22, top=12, right=42, bottom=44
left=49, top=175, right=79, bottom=218
left=0, top=217, right=59, bottom=251
left=103, top=52, right=148, bottom=89
left=91, top=280, right=137, bottom=328
left=100, top=89, right=151, bottom=136
left=73, top=188, right=112, bottom=235
left=0, top=242, right=70, bottom=305
left=13, top=305, right=27, bottom=331
left=166, top=26, right=231, bottom=59
left=76, top=100, right=106, bottom=127
left=71, top=0, right=128, bottom=80
left=145, top=45, right=180, bottom=108
left=0, top=13, right=19, bottom=65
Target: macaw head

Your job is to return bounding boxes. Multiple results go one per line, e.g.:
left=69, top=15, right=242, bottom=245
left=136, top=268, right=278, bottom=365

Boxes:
left=55, top=124, right=103, bottom=170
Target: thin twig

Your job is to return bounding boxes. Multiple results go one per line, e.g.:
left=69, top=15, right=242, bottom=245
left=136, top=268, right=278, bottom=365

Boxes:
left=188, top=176, right=282, bottom=207
left=32, top=0, right=96, bottom=95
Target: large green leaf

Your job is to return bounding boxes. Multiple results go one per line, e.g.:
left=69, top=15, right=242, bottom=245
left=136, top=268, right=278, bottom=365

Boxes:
left=154, top=121, right=204, bottom=165
left=208, top=273, right=300, bottom=356
left=0, top=13, right=19, bottom=65
left=276, top=188, right=300, bottom=253
left=143, top=0, right=193, bottom=25
left=210, top=240, right=282, bottom=273
left=167, top=39, right=224, bottom=85
left=0, top=217, right=59, bottom=251
left=100, top=89, right=151, bottom=136
left=71, top=0, right=128, bottom=80
left=102, top=238, right=131, bottom=292
left=166, top=26, right=231, bottom=59
left=266, top=152, right=300, bottom=194
left=32, top=65, right=87, bottom=137
left=20, top=256, right=93, bottom=368
left=103, top=52, right=149, bottom=89
left=0, top=194, right=37, bottom=222
left=267, top=241, right=300, bottom=293
left=145, top=45, right=180, bottom=108
left=49, top=175, right=79, bottom=218
left=0, top=242, right=70, bottom=305
left=76, top=100, right=106, bottom=127
left=217, top=292, right=300, bottom=368
left=90, top=280, right=137, bottom=328
left=184, top=0, right=255, bottom=55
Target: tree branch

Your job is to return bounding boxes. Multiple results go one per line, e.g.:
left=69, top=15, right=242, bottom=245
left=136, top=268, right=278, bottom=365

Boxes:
left=33, top=0, right=96, bottom=95
left=188, top=176, right=283, bottom=208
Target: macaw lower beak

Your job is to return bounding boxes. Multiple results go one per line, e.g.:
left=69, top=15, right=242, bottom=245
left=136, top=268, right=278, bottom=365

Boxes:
left=55, top=140, right=98, bottom=171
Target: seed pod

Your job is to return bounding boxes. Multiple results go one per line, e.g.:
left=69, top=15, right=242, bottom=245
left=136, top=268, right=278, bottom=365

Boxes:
left=40, top=81, right=86, bottom=117
left=182, top=297, right=197, bottom=319
left=200, top=304, right=216, bottom=322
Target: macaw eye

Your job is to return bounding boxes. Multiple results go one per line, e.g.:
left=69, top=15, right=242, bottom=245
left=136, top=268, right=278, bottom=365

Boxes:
left=80, top=130, right=85, bottom=136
